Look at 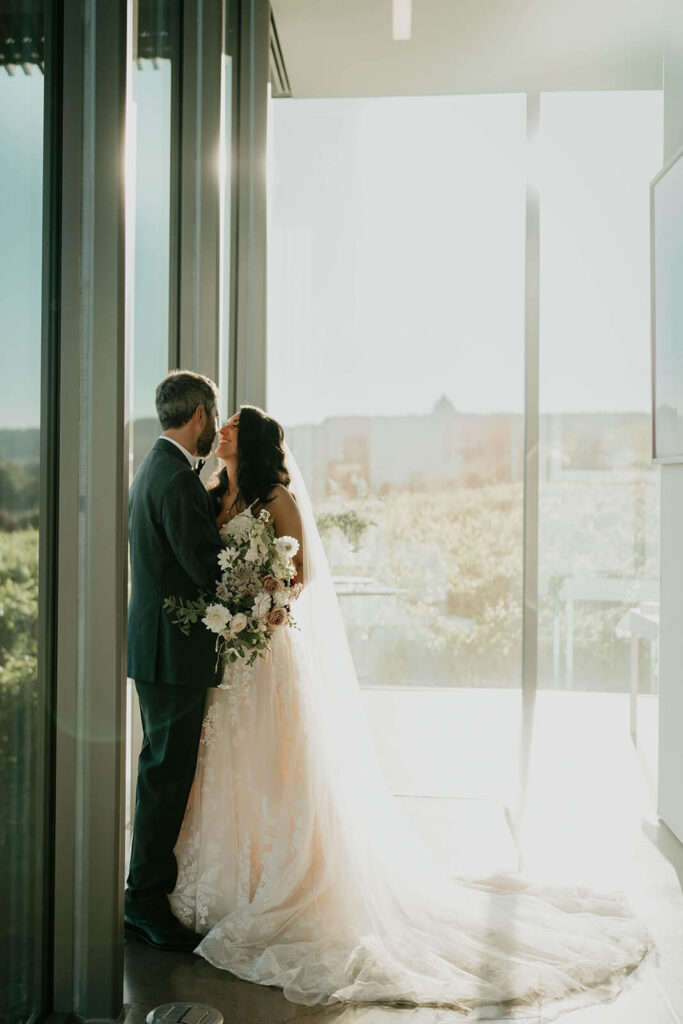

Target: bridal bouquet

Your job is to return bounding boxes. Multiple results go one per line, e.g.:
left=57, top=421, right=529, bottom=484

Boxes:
left=164, top=508, right=302, bottom=668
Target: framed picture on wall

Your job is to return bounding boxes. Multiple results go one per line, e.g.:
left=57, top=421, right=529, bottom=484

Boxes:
left=651, top=145, right=683, bottom=462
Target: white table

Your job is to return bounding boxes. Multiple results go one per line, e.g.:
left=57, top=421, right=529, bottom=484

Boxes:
left=556, top=577, right=659, bottom=688
left=615, top=606, right=659, bottom=738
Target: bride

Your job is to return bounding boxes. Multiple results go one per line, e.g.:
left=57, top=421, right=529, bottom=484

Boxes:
left=169, top=404, right=652, bottom=1020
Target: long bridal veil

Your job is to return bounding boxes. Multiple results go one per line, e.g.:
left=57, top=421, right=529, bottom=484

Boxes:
left=282, top=447, right=432, bottom=871
left=188, top=444, right=653, bottom=1019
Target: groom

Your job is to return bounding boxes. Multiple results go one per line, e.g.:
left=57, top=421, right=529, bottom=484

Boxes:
left=125, top=369, right=223, bottom=951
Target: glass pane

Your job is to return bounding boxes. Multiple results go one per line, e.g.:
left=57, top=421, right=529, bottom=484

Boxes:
left=0, top=64, right=46, bottom=1020
left=268, top=95, right=526, bottom=690
left=537, top=91, right=663, bottom=692
left=219, top=50, right=233, bottom=420
left=125, top=30, right=174, bottom=867
left=130, top=56, right=172, bottom=474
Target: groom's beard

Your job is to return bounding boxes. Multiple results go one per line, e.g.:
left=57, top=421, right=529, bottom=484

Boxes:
left=196, top=423, right=217, bottom=457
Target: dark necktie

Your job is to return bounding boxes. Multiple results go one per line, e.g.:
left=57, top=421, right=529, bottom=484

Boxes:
left=194, top=459, right=205, bottom=475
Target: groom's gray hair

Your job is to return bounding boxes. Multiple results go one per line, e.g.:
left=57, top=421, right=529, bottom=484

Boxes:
left=155, top=369, right=219, bottom=429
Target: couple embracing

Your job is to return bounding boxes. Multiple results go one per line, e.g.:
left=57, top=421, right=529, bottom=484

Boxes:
left=125, top=370, right=652, bottom=1018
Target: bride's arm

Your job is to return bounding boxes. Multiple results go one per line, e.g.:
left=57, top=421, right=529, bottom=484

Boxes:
left=206, top=468, right=231, bottom=530
left=267, top=485, right=304, bottom=586
left=214, top=490, right=233, bottom=530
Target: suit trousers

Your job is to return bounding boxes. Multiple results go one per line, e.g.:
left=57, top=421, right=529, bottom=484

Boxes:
left=126, top=681, right=207, bottom=901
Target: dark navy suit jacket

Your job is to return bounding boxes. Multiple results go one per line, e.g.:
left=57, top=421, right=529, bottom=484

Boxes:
left=127, top=438, right=222, bottom=687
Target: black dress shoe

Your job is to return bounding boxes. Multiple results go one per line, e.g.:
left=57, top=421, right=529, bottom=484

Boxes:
left=124, top=912, right=203, bottom=952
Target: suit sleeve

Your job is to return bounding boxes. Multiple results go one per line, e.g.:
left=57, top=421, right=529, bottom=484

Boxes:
left=161, top=469, right=222, bottom=593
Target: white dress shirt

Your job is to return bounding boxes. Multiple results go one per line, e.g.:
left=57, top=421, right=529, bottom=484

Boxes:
left=159, top=435, right=196, bottom=468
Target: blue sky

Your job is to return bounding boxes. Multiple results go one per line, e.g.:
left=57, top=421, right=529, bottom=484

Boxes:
left=0, top=64, right=171, bottom=429
left=0, top=70, right=43, bottom=429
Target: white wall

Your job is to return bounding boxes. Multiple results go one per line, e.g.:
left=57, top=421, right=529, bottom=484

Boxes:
left=658, top=7, right=683, bottom=843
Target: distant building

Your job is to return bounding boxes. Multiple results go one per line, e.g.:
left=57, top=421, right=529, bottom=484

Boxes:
left=286, top=397, right=524, bottom=500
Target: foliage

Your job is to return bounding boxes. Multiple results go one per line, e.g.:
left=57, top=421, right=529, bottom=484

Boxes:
left=0, top=528, right=40, bottom=1019
left=0, top=460, right=40, bottom=513
left=0, top=530, right=39, bottom=699
left=316, top=473, right=660, bottom=689
left=163, top=595, right=208, bottom=636
left=316, top=506, right=377, bottom=552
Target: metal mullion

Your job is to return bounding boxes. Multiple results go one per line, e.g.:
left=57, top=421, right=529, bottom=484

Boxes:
left=177, top=0, right=223, bottom=379
left=226, top=0, right=241, bottom=415
left=175, top=0, right=268, bottom=407
left=234, top=0, right=269, bottom=409
left=522, top=92, right=540, bottom=703
left=168, top=0, right=182, bottom=369
left=178, top=0, right=200, bottom=370
left=52, top=0, right=85, bottom=1006
left=197, top=0, right=223, bottom=384
left=38, top=0, right=63, bottom=1014
left=269, top=10, right=291, bottom=98
left=53, top=0, right=128, bottom=1017
left=78, top=1, right=128, bottom=1012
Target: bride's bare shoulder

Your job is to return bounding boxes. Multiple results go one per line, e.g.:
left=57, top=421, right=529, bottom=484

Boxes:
left=263, top=485, right=302, bottom=540
left=266, top=483, right=297, bottom=508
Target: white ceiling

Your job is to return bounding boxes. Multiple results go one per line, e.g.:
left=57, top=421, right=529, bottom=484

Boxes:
left=271, top=0, right=666, bottom=99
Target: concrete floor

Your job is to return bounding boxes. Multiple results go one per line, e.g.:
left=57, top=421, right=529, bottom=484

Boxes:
left=124, top=688, right=683, bottom=1024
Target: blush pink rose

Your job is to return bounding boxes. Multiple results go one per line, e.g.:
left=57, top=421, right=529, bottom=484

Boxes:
left=267, top=607, right=288, bottom=629
left=263, top=575, right=283, bottom=595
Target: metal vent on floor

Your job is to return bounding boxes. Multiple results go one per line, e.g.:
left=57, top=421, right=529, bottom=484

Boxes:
left=146, top=1005, right=223, bottom=1024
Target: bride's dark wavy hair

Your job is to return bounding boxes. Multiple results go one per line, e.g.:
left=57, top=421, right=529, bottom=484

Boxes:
left=208, top=404, right=290, bottom=516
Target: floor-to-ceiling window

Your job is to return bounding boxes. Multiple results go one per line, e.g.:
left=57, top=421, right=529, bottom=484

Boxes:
left=268, top=90, right=663, bottom=704
left=268, top=95, right=527, bottom=691
left=537, top=91, right=663, bottom=695
left=129, top=15, right=174, bottom=475
left=125, top=2, right=177, bottom=865
left=124, top=0, right=243, bottom=861
left=0, top=51, right=49, bottom=1023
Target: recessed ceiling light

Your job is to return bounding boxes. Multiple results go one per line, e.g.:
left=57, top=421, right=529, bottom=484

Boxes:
left=393, top=0, right=412, bottom=41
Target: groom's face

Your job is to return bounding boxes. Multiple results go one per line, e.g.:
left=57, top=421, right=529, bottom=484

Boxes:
left=196, top=404, right=219, bottom=457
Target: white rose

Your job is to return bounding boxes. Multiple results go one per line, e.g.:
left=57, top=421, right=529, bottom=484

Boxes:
left=229, top=612, right=248, bottom=635
left=202, top=604, right=231, bottom=635
left=252, top=592, right=271, bottom=619
left=275, top=535, right=299, bottom=559
left=273, top=589, right=289, bottom=608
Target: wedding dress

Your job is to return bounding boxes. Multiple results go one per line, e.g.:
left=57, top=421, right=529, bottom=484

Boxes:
left=169, top=450, right=652, bottom=1020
